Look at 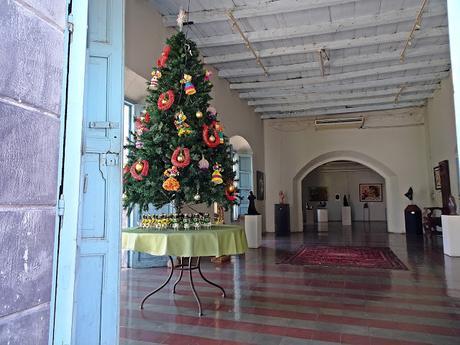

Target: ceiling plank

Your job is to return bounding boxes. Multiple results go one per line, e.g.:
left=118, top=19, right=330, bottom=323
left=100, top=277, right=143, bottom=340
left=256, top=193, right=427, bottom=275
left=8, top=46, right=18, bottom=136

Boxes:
left=204, top=27, right=448, bottom=64
left=254, top=93, right=432, bottom=113
left=230, top=58, right=451, bottom=90
left=260, top=102, right=425, bottom=119
left=162, top=0, right=360, bottom=26
left=239, top=71, right=449, bottom=98
left=218, top=44, right=450, bottom=78
left=247, top=85, right=439, bottom=105
left=196, top=5, right=446, bottom=48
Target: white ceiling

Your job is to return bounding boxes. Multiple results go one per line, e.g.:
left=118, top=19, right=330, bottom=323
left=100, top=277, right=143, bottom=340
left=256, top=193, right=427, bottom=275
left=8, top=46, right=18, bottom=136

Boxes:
left=148, top=0, right=451, bottom=119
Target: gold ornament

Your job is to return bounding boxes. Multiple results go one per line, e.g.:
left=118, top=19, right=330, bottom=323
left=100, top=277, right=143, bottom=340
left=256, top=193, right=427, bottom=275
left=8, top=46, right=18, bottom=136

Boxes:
left=177, top=153, right=185, bottom=162
left=209, top=135, right=216, bottom=142
left=228, top=185, right=235, bottom=193
left=196, top=111, right=203, bottom=119
left=161, top=99, right=168, bottom=105
left=135, top=162, right=143, bottom=173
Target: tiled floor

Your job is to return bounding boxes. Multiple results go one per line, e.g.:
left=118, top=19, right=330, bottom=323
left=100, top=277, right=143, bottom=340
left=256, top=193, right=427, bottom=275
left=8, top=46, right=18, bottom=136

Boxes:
left=120, top=222, right=460, bottom=344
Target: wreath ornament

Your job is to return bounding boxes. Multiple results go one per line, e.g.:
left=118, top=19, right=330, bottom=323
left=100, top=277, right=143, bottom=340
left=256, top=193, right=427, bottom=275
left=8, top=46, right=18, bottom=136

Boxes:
left=202, top=121, right=220, bottom=148
left=171, top=147, right=191, bottom=168
left=157, top=90, right=175, bottom=111
left=130, top=160, right=149, bottom=181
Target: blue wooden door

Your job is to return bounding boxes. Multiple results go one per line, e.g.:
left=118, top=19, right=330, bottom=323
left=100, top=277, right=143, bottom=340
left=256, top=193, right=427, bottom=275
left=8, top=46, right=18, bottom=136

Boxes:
left=73, top=0, right=124, bottom=344
left=238, top=154, right=253, bottom=215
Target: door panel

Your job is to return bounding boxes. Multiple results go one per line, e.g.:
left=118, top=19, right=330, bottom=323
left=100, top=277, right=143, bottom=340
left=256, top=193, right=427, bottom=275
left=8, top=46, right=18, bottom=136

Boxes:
left=73, top=0, right=124, bottom=344
left=238, top=155, right=253, bottom=216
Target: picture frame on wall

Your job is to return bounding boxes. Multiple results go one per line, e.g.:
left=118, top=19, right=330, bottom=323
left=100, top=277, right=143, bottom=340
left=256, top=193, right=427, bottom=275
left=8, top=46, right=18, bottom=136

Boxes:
left=256, top=170, right=264, bottom=200
left=433, top=166, right=441, bottom=190
left=359, top=184, right=383, bottom=202
left=309, top=187, right=328, bottom=202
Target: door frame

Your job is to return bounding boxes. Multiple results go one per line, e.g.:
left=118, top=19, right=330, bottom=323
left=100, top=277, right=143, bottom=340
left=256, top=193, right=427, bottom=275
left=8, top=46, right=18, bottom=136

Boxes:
left=50, top=0, right=90, bottom=343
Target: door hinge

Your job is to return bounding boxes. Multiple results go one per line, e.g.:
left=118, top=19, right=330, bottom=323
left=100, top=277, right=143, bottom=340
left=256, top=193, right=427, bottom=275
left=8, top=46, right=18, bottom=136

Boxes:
left=67, top=13, right=74, bottom=33
left=58, top=195, right=65, bottom=216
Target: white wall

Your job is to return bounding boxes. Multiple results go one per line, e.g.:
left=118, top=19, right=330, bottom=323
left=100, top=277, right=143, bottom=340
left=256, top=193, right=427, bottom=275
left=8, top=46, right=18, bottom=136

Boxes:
left=125, top=0, right=265, bottom=217
left=425, top=74, right=459, bottom=208
left=264, top=109, right=431, bottom=234
left=302, top=165, right=386, bottom=221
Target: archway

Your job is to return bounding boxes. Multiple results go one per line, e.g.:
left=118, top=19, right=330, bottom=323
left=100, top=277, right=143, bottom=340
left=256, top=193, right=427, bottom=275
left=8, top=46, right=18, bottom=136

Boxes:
left=301, top=161, right=387, bottom=226
left=293, top=151, right=403, bottom=233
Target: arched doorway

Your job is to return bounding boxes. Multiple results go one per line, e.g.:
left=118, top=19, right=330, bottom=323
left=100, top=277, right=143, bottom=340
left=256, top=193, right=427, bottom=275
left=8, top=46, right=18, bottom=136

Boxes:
left=301, top=160, right=387, bottom=227
left=230, top=136, right=254, bottom=220
left=293, top=151, right=403, bottom=233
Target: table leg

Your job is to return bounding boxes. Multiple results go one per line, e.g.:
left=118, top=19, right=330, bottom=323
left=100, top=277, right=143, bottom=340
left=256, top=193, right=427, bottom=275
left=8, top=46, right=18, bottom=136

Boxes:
left=140, top=255, right=175, bottom=310
left=173, top=257, right=184, bottom=293
left=197, top=257, right=226, bottom=297
left=188, top=257, right=203, bottom=316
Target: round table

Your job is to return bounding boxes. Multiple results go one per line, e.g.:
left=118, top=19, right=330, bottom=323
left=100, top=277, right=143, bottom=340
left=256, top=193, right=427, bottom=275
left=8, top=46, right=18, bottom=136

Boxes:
left=122, top=225, right=248, bottom=316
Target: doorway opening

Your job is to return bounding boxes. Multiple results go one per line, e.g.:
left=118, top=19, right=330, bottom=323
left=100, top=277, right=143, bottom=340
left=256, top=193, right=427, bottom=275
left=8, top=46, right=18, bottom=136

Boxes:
left=229, top=135, right=254, bottom=221
left=301, top=160, right=387, bottom=229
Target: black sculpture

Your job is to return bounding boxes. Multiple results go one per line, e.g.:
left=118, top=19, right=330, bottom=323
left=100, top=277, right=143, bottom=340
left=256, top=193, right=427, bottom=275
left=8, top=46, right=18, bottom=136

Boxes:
left=343, top=195, right=349, bottom=207
left=247, top=191, right=259, bottom=215
left=404, top=187, right=414, bottom=201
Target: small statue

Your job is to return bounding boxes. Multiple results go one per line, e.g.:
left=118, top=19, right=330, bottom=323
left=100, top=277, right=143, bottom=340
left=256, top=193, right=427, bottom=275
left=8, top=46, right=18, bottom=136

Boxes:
left=404, top=187, right=414, bottom=201
left=279, top=191, right=286, bottom=204
left=448, top=194, right=457, bottom=215
left=343, top=195, right=349, bottom=207
left=247, top=191, right=259, bottom=215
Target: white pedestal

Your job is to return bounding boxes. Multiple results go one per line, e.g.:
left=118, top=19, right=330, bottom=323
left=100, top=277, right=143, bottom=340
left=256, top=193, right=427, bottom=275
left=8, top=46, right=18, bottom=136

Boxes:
left=341, top=206, right=352, bottom=226
left=244, top=215, right=262, bottom=248
left=305, top=209, right=315, bottom=225
left=442, top=215, right=460, bottom=257
left=317, top=209, right=328, bottom=223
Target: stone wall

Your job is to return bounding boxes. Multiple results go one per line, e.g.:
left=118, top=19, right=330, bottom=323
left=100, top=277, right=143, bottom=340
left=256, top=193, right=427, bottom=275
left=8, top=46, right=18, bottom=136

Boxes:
left=0, top=0, right=66, bottom=344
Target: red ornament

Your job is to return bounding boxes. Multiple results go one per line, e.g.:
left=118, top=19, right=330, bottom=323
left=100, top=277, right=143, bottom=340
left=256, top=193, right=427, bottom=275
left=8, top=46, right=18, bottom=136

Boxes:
left=202, top=121, right=220, bottom=148
left=157, top=90, right=174, bottom=111
left=171, top=147, right=191, bottom=169
left=225, top=188, right=238, bottom=202
left=130, top=160, right=149, bottom=181
left=144, top=112, right=151, bottom=123
left=157, top=45, right=171, bottom=68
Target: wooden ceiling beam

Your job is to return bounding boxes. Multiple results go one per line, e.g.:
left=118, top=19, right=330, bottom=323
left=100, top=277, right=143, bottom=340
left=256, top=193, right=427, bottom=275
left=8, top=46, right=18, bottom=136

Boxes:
left=254, top=93, right=432, bottom=113
left=230, top=58, right=450, bottom=90
left=195, top=5, right=446, bottom=48
left=204, top=27, right=447, bottom=64
left=162, top=0, right=359, bottom=27
left=218, top=44, right=450, bottom=78
left=239, top=71, right=449, bottom=98
left=247, top=85, right=439, bottom=105
left=260, top=102, right=425, bottom=119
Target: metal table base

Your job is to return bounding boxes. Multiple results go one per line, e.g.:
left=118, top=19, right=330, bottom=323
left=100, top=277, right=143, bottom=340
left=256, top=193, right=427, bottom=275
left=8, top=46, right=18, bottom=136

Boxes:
left=140, top=256, right=226, bottom=316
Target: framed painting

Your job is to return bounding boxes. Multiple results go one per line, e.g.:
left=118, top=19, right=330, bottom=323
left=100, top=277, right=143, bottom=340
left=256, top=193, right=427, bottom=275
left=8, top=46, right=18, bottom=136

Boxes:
left=256, top=170, right=264, bottom=200
left=433, top=166, right=441, bottom=190
left=359, top=184, right=383, bottom=202
left=309, top=187, right=328, bottom=201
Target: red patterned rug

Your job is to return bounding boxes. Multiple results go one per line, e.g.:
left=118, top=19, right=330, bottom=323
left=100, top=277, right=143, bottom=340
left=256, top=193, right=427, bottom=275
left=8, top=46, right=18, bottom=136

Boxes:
left=279, top=245, right=408, bottom=270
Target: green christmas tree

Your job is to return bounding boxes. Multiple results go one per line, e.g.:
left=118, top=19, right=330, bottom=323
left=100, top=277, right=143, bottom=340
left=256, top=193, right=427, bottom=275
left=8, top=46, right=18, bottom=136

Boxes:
left=123, top=32, right=238, bottom=214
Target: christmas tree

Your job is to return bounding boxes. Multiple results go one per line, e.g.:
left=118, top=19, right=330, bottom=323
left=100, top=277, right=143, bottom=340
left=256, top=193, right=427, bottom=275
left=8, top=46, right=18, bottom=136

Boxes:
left=123, top=31, right=238, bottom=214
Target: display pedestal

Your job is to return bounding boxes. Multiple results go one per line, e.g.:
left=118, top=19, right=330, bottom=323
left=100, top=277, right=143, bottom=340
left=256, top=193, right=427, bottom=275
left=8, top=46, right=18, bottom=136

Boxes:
left=305, top=209, right=315, bottom=225
left=244, top=215, right=262, bottom=248
left=275, top=204, right=290, bottom=236
left=404, top=204, right=423, bottom=235
left=341, top=206, right=352, bottom=226
left=317, top=208, right=328, bottom=223
left=442, top=215, right=460, bottom=257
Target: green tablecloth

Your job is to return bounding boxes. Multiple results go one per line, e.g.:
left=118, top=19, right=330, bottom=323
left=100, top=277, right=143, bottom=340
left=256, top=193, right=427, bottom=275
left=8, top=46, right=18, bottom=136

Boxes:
left=122, top=225, right=248, bottom=257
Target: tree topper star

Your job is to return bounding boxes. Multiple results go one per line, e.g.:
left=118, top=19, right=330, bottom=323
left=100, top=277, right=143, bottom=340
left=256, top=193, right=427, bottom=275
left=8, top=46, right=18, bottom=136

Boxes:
left=177, top=8, right=187, bottom=31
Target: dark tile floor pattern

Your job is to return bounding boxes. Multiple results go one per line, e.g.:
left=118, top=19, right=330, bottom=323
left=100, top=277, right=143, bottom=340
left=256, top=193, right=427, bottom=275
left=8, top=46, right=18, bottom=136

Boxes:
left=120, top=222, right=460, bottom=344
